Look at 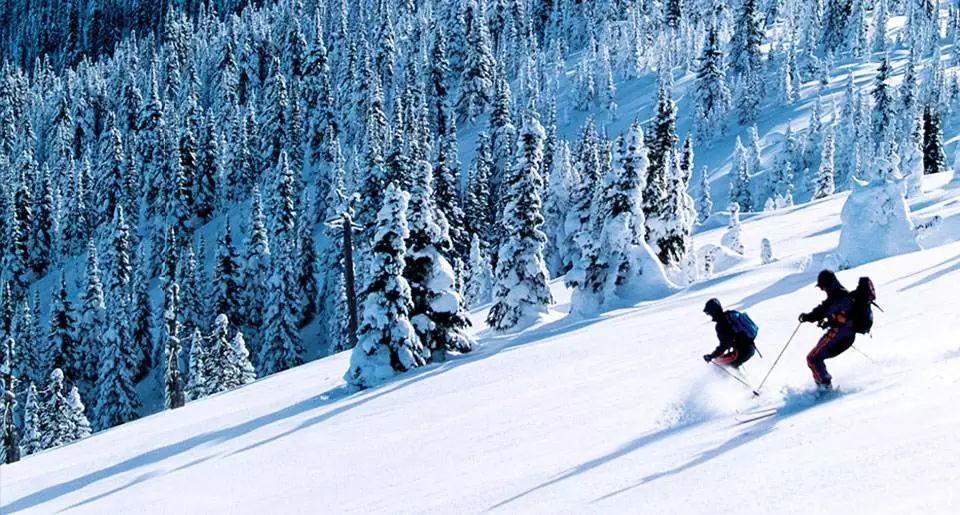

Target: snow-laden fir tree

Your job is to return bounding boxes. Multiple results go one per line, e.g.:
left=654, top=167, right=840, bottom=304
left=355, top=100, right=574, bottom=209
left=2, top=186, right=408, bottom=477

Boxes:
left=163, top=282, right=185, bottom=410
left=814, top=131, right=836, bottom=199
left=657, top=152, right=696, bottom=266
left=543, top=140, right=575, bottom=276
left=730, top=0, right=765, bottom=125
left=721, top=202, right=745, bottom=255
left=77, top=241, right=106, bottom=394
left=258, top=152, right=304, bottom=374
left=316, top=141, right=351, bottom=354
left=241, top=186, right=270, bottom=330
left=405, top=159, right=474, bottom=362
left=230, top=331, right=256, bottom=387
left=1, top=337, right=19, bottom=463
left=839, top=147, right=921, bottom=267
left=46, top=273, right=77, bottom=383
left=922, top=104, right=946, bottom=175
left=564, top=119, right=602, bottom=274
left=694, top=25, right=731, bottom=144
left=571, top=124, right=674, bottom=311
left=94, top=208, right=140, bottom=431
left=729, top=137, right=753, bottom=211
left=456, top=0, right=496, bottom=123
left=130, top=251, right=153, bottom=383
left=465, top=131, right=496, bottom=251
left=464, top=233, right=493, bottom=308
left=487, top=114, right=554, bottom=330
left=12, top=299, right=40, bottom=386
left=873, top=0, right=890, bottom=52
left=346, top=184, right=426, bottom=389
left=66, top=385, right=92, bottom=441
left=761, top=238, right=774, bottom=264
left=696, top=166, right=713, bottom=223
left=177, top=241, right=204, bottom=344
left=39, top=369, right=74, bottom=450
left=19, top=382, right=40, bottom=456
left=872, top=58, right=895, bottom=150
left=295, top=198, right=319, bottom=328
left=186, top=328, right=207, bottom=401
left=644, top=68, right=679, bottom=229
left=211, top=219, right=242, bottom=328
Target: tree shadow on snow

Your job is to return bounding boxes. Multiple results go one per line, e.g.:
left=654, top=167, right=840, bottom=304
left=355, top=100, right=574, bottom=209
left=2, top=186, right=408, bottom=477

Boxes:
left=896, top=255, right=960, bottom=292
left=486, top=422, right=701, bottom=512
left=1, top=372, right=443, bottom=514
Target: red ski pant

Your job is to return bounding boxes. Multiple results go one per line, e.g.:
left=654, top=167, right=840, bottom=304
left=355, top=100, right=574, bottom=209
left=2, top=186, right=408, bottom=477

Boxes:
left=806, top=326, right=856, bottom=385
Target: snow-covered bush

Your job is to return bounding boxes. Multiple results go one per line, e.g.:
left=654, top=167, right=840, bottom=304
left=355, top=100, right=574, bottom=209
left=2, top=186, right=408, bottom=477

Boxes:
left=838, top=154, right=921, bottom=267
left=720, top=203, right=745, bottom=255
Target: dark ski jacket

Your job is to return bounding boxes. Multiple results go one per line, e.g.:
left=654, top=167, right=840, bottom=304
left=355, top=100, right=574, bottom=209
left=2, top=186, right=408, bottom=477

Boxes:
left=706, top=310, right=756, bottom=360
left=804, top=276, right=854, bottom=329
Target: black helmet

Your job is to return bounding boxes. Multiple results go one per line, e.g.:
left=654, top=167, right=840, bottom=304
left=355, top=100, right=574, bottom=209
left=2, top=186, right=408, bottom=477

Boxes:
left=816, top=270, right=837, bottom=289
left=703, top=298, right=723, bottom=316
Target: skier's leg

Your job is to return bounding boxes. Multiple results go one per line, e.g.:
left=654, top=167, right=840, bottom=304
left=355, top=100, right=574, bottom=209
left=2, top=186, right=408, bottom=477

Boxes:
left=807, top=329, right=839, bottom=385
left=713, top=350, right=740, bottom=366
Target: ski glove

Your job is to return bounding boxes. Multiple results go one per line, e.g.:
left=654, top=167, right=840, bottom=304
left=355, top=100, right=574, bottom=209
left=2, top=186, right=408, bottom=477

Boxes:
left=799, top=312, right=814, bottom=323
left=703, top=354, right=713, bottom=363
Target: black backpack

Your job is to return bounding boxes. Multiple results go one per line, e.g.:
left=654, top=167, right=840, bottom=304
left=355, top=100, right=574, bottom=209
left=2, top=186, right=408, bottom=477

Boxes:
left=850, top=277, right=877, bottom=334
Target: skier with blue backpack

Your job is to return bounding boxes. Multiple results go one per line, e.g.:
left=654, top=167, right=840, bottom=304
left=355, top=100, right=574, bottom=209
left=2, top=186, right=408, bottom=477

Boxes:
left=702, top=298, right=759, bottom=369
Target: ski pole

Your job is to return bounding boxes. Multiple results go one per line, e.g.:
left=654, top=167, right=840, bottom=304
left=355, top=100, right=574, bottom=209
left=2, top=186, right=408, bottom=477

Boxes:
left=851, top=344, right=877, bottom=364
left=711, top=361, right=753, bottom=389
left=752, top=322, right=802, bottom=397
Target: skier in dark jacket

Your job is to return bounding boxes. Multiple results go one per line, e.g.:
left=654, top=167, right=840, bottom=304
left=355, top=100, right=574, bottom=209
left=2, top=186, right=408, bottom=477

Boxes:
left=702, top=298, right=756, bottom=368
left=799, top=270, right=856, bottom=390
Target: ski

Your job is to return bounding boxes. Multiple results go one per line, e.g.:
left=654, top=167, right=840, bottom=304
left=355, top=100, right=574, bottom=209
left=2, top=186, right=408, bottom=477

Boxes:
left=735, top=408, right=778, bottom=424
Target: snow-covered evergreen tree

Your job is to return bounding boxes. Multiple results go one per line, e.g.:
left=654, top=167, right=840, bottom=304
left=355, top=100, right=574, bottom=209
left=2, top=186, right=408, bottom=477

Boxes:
left=163, top=282, right=185, bottom=410
left=644, top=70, right=679, bottom=228
left=211, top=219, right=242, bottom=328
left=761, top=238, right=774, bottom=264
left=922, top=104, right=946, bottom=175
left=657, top=152, right=696, bottom=266
left=872, top=58, right=895, bottom=150
left=487, top=114, right=553, bottom=330
left=405, top=160, right=474, bottom=362
left=1, top=336, right=19, bottom=463
left=19, top=382, right=40, bottom=456
left=571, top=124, right=674, bottom=311
left=721, top=203, right=745, bottom=255
left=729, top=137, right=753, bottom=211
left=696, top=166, right=713, bottom=223
left=241, top=186, right=270, bottom=330
left=66, top=385, right=91, bottom=441
left=346, top=184, right=426, bottom=389
left=694, top=25, right=731, bottom=144
left=46, top=274, right=77, bottom=383
left=543, top=140, right=575, bottom=276
left=77, top=241, right=106, bottom=395
left=456, top=0, right=496, bottom=123
left=39, top=369, right=74, bottom=450
left=814, top=131, right=836, bottom=199
left=730, top=0, right=765, bottom=125
left=257, top=236, right=305, bottom=376
left=464, top=234, right=493, bottom=308
left=186, top=328, right=207, bottom=401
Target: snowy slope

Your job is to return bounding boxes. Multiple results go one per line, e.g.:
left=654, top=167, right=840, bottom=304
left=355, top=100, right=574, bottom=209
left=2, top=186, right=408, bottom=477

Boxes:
left=4, top=175, right=960, bottom=514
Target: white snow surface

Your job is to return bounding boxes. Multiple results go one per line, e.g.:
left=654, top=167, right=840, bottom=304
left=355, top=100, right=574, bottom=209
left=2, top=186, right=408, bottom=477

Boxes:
left=4, top=180, right=960, bottom=514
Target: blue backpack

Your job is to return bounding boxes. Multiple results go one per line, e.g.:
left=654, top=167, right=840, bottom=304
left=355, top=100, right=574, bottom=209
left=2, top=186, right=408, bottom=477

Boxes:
left=727, top=311, right=759, bottom=341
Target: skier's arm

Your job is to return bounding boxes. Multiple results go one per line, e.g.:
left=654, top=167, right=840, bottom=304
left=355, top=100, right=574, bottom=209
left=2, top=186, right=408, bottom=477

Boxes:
left=708, top=323, right=734, bottom=358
